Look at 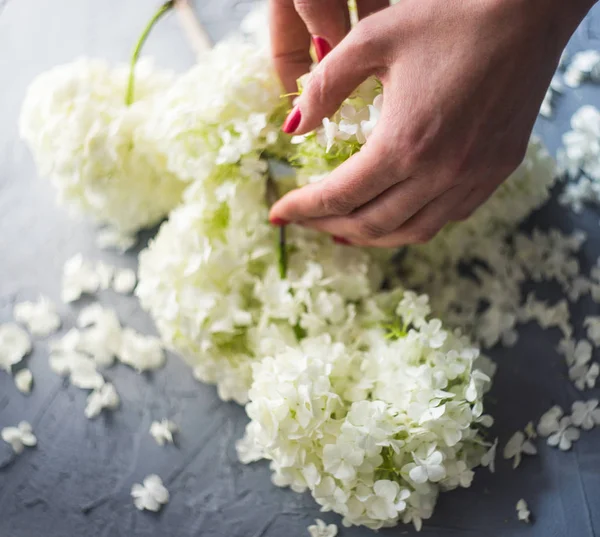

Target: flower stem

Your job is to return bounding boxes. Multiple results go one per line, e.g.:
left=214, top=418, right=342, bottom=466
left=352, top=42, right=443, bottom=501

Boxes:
left=265, top=170, right=288, bottom=279
left=125, top=1, right=175, bottom=106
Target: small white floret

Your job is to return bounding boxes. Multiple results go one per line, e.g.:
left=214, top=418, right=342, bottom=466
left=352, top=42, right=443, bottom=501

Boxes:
left=112, top=268, right=137, bottom=294
left=1, top=421, right=37, bottom=454
left=131, top=474, right=169, bottom=512
left=150, top=419, right=178, bottom=446
left=0, top=323, right=32, bottom=372
left=307, top=518, right=338, bottom=537
left=13, top=296, right=61, bottom=336
left=516, top=499, right=531, bottom=523
left=85, top=383, right=120, bottom=419
left=14, top=368, right=33, bottom=394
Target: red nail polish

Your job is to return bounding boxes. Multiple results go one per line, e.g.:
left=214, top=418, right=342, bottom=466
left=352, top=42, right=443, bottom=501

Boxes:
left=333, top=236, right=352, bottom=245
left=282, top=105, right=302, bottom=134
left=270, top=217, right=289, bottom=226
left=312, top=36, right=332, bottom=62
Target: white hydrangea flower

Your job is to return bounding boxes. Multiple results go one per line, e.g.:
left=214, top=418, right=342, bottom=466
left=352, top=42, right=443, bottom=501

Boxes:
left=118, top=328, right=164, bottom=372
left=96, top=228, right=136, bottom=252
left=563, top=50, right=600, bottom=88
left=516, top=499, right=531, bottom=523
left=137, top=161, right=390, bottom=404
left=503, top=431, right=537, bottom=469
left=547, top=417, right=580, bottom=451
left=569, top=362, right=599, bottom=391
left=584, top=316, right=600, bottom=346
left=557, top=338, right=592, bottom=367
left=1, top=421, right=37, bottom=454
left=14, top=368, right=33, bottom=394
left=95, top=261, right=115, bottom=290
left=131, top=474, right=169, bottom=512
left=537, top=405, right=564, bottom=437
left=307, top=518, right=338, bottom=537
left=13, top=296, right=61, bottom=337
left=85, top=383, right=120, bottom=419
left=145, top=39, right=287, bottom=185
left=61, top=254, right=101, bottom=303
left=239, top=298, right=491, bottom=530
left=77, top=304, right=122, bottom=368
left=20, top=58, right=187, bottom=235
left=112, top=268, right=137, bottom=294
left=571, top=399, right=600, bottom=430
left=150, top=419, right=177, bottom=446
left=0, top=323, right=32, bottom=372
left=480, top=438, right=498, bottom=473
left=559, top=105, right=600, bottom=181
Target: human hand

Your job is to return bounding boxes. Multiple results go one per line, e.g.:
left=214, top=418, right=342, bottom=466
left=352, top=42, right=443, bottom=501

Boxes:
left=269, top=0, right=594, bottom=247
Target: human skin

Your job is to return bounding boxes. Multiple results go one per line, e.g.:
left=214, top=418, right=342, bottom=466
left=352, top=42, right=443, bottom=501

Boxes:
left=268, top=0, right=596, bottom=247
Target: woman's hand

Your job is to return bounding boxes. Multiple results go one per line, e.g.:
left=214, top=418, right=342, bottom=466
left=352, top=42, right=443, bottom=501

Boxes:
left=269, top=0, right=594, bottom=247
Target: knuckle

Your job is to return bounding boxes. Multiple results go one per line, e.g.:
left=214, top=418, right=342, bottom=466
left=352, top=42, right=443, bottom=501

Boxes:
left=354, top=216, right=389, bottom=240
left=346, top=19, right=387, bottom=66
left=319, top=187, right=354, bottom=216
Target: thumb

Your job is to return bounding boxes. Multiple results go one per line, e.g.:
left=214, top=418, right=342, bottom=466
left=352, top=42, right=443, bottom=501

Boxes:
left=282, top=18, right=388, bottom=135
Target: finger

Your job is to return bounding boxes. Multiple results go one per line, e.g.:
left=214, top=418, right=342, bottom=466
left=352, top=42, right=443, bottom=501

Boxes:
left=270, top=127, right=401, bottom=222
left=357, top=0, right=390, bottom=19
left=293, top=0, right=350, bottom=49
left=269, top=0, right=312, bottom=93
left=284, top=11, right=389, bottom=134
left=350, top=184, right=471, bottom=248
left=449, top=180, right=501, bottom=222
left=294, top=175, right=439, bottom=241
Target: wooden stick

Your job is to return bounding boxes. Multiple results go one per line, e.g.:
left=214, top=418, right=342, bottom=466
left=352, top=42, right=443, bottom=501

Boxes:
left=175, top=0, right=212, bottom=54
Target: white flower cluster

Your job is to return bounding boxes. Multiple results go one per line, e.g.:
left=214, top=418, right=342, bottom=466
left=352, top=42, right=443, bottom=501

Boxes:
left=19, top=58, right=187, bottom=242
left=237, top=292, right=492, bottom=530
left=137, top=160, right=389, bottom=404
left=145, top=39, right=288, bottom=185
left=292, top=77, right=382, bottom=180
left=558, top=105, right=600, bottom=216
left=563, top=50, right=600, bottom=88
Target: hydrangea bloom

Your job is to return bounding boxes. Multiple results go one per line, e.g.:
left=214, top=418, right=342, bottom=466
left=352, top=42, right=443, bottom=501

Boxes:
left=238, top=292, right=492, bottom=530
left=145, top=39, right=289, bottom=185
left=137, top=161, right=389, bottom=403
left=19, top=58, right=187, bottom=239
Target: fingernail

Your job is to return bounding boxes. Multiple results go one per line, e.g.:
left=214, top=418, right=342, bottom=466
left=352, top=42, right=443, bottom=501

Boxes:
left=282, top=105, right=302, bottom=134
left=270, top=217, right=289, bottom=227
left=332, top=236, right=352, bottom=245
left=312, top=36, right=332, bottom=62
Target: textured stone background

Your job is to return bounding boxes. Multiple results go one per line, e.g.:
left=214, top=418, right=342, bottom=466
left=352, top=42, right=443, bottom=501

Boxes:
left=1, top=1, right=600, bottom=536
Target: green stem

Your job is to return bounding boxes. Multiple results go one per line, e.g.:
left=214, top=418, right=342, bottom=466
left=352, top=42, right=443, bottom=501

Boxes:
left=125, top=1, right=175, bottom=106
left=265, top=170, right=288, bottom=279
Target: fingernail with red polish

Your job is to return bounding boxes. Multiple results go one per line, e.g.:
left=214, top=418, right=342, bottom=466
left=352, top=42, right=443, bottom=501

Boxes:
left=312, top=36, right=332, bottom=62
left=333, top=236, right=352, bottom=245
left=270, top=217, right=289, bottom=227
left=282, top=105, right=302, bottom=134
